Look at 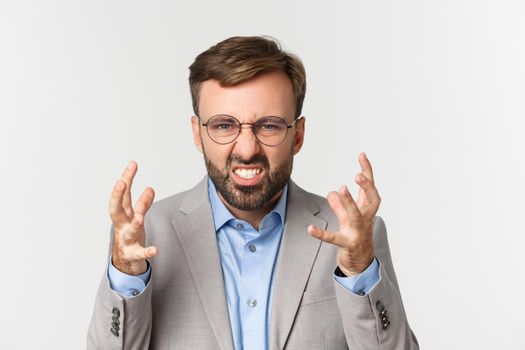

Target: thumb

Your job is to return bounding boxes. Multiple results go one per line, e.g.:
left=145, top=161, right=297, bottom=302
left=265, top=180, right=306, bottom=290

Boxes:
left=137, top=245, right=157, bottom=260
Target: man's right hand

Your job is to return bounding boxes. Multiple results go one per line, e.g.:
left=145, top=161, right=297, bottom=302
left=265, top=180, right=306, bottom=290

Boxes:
left=109, top=161, right=157, bottom=275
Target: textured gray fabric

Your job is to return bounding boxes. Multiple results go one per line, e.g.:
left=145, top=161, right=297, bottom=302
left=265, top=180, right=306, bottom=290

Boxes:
left=87, top=177, right=419, bottom=350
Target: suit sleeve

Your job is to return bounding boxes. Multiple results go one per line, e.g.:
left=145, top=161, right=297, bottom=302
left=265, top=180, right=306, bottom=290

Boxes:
left=86, top=224, right=154, bottom=350
left=333, top=216, right=420, bottom=350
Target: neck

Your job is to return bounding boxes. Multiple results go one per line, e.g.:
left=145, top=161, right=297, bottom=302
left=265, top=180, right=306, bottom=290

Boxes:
left=218, top=190, right=283, bottom=231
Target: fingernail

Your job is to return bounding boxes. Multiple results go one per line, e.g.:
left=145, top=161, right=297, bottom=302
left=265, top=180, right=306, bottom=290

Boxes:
left=362, top=152, right=367, bottom=159
left=115, top=180, right=123, bottom=190
left=128, top=162, right=134, bottom=170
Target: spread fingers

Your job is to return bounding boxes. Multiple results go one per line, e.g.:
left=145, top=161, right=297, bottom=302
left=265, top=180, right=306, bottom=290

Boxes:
left=307, top=225, right=346, bottom=247
left=134, top=187, right=155, bottom=216
left=120, top=161, right=138, bottom=219
left=109, top=180, right=130, bottom=227
left=355, top=173, right=381, bottom=219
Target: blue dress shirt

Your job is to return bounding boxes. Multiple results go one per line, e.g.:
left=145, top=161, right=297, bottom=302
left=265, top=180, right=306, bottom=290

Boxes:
left=108, top=179, right=381, bottom=350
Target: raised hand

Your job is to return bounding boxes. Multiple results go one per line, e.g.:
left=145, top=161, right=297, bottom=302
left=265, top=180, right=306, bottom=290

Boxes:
left=308, top=152, right=381, bottom=276
left=109, top=161, right=157, bottom=275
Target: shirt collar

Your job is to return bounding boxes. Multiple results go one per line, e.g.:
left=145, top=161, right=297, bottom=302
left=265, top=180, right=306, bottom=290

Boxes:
left=207, top=178, right=288, bottom=232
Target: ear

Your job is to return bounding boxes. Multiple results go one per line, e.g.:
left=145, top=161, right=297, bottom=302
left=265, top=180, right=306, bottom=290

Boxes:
left=191, top=116, right=203, bottom=153
left=292, top=116, right=305, bottom=155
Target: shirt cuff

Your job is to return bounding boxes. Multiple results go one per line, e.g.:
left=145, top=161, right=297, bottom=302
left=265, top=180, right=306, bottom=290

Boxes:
left=107, top=257, right=151, bottom=297
left=333, top=257, right=380, bottom=296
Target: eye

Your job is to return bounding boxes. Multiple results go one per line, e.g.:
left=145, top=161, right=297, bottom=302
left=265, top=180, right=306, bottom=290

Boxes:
left=217, top=123, right=232, bottom=130
left=261, top=123, right=277, bottom=130
left=255, top=118, right=287, bottom=132
left=208, top=116, right=238, bottom=131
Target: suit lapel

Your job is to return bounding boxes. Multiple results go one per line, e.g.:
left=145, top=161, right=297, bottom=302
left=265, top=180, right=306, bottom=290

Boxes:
left=172, top=177, right=235, bottom=350
left=269, top=180, right=327, bottom=350
left=170, top=177, right=326, bottom=350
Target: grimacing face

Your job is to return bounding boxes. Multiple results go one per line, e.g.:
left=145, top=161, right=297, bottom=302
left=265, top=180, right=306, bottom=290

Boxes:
left=191, top=71, right=305, bottom=211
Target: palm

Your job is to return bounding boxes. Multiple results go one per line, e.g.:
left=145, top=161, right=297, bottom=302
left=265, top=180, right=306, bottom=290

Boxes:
left=307, top=152, right=381, bottom=275
left=109, top=161, right=157, bottom=275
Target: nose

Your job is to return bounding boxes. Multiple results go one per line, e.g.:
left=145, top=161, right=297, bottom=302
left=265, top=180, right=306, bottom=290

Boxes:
left=232, top=125, right=261, bottom=161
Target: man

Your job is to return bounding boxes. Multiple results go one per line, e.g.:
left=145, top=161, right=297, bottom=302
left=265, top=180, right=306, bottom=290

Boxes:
left=87, top=36, right=419, bottom=349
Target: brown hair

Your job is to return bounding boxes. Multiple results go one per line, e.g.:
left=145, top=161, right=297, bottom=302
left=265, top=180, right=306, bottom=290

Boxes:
left=188, top=35, right=306, bottom=119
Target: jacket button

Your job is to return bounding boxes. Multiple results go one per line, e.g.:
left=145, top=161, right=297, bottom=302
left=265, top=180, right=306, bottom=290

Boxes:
left=375, top=300, right=385, bottom=312
left=382, top=320, right=391, bottom=330
left=112, top=316, right=120, bottom=325
left=112, top=307, right=120, bottom=317
left=110, top=327, right=119, bottom=337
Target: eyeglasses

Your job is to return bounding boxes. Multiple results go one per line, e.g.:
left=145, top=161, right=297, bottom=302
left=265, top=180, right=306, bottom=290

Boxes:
left=196, top=114, right=300, bottom=146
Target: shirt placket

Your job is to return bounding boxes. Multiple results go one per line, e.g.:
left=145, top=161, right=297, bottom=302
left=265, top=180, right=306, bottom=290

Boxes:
left=237, top=220, right=266, bottom=350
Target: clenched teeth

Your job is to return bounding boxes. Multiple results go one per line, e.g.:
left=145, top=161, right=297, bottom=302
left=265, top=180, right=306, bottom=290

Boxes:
left=234, top=168, right=262, bottom=179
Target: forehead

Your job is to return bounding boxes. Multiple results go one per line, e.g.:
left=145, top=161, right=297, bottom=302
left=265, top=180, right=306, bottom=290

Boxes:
left=198, top=71, right=295, bottom=120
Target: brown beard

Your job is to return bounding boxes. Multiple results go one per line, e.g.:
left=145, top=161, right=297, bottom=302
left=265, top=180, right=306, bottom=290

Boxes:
left=204, top=150, right=293, bottom=211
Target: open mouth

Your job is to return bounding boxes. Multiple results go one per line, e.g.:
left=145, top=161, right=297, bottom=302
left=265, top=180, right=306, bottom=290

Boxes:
left=231, top=166, right=265, bottom=186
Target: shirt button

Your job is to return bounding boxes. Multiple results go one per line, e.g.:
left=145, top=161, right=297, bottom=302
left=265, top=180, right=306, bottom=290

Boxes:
left=236, top=223, right=244, bottom=230
left=248, top=244, right=256, bottom=253
left=129, top=288, right=140, bottom=296
left=247, top=298, right=257, bottom=307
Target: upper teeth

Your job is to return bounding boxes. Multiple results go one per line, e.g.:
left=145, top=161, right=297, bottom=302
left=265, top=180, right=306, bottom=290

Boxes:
left=234, top=168, right=261, bottom=179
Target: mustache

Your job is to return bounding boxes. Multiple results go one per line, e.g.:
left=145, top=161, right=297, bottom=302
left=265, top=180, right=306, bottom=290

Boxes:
left=227, top=154, right=270, bottom=168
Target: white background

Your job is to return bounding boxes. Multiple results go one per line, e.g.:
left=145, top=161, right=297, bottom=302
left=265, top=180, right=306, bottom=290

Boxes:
left=1, top=0, right=524, bottom=349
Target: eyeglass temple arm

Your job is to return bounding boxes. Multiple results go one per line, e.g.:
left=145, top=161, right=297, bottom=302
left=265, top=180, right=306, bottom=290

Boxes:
left=194, top=115, right=208, bottom=127
left=287, top=117, right=301, bottom=128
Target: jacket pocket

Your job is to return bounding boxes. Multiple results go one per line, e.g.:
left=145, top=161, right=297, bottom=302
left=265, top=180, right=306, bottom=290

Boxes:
left=300, top=286, right=336, bottom=305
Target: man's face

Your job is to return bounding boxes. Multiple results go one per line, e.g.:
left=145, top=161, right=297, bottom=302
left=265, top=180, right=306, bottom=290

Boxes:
left=191, top=71, right=305, bottom=211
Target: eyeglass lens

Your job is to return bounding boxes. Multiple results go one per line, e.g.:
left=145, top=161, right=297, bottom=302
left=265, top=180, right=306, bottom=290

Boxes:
left=205, top=115, right=289, bottom=146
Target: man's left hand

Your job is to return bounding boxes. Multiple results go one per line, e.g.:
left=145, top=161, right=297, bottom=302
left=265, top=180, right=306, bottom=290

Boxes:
left=308, top=152, right=381, bottom=277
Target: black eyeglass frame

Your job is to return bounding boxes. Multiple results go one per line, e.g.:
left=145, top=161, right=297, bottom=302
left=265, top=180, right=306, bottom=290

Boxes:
left=195, top=114, right=301, bottom=147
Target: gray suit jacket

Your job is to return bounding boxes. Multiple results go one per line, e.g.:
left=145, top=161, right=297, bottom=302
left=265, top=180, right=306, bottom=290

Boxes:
left=87, top=177, right=419, bottom=349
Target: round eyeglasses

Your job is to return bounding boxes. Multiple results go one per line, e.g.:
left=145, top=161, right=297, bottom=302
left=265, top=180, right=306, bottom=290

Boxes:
left=196, top=114, right=300, bottom=146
